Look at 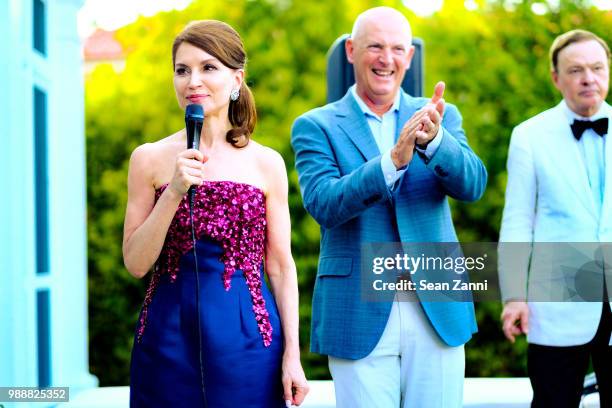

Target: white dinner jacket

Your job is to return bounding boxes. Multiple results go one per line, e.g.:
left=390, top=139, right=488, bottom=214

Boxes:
left=499, top=100, right=612, bottom=346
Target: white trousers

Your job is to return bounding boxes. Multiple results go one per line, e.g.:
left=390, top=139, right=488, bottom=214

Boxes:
left=328, top=299, right=465, bottom=408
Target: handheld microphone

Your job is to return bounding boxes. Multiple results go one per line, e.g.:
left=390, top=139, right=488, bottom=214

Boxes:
left=185, top=104, right=204, bottom=204
left=185, top=104, right=208, bottom=407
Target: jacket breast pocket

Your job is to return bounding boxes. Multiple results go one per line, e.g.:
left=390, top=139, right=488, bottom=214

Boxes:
left=317, top=257, right=353, bottom=277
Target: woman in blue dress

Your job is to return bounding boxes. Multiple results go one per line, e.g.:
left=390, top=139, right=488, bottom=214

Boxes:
left=123, top=20, right=309, bottom=407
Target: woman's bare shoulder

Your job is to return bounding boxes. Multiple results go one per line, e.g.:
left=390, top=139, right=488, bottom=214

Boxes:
left=128, top=131, right=183, bottom=186
left=130, top=131, right=182, bottom=163
left=249, top=141, right=287, bottom=193
left=250, top=140, right=284, bottom=167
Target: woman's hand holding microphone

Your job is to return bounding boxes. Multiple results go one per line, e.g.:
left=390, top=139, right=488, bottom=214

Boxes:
left=168, top=149, right=208, bottom=197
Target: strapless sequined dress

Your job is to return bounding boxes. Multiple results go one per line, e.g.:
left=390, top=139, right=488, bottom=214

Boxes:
left=129, top=181, right=285, bottom=408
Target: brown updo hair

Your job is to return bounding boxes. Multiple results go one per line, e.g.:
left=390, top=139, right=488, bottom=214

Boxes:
left=172, top=20, right=256, bottom=148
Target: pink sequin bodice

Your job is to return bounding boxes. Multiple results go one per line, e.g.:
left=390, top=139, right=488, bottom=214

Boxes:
left=137, top=180, right=272, bottom=346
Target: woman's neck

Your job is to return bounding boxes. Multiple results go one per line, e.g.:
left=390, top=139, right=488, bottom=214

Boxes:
left=199, top=113, right=232, bottom=150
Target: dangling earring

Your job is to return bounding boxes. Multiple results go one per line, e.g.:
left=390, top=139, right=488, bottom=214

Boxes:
left=230, top=89, right=240, bottom=101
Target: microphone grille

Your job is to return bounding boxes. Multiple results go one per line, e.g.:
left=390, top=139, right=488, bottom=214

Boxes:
left=185, top=104, right=204, bottom=121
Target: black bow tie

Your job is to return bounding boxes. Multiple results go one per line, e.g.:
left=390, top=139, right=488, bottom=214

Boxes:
left=570, top=117, right=608, bottom=140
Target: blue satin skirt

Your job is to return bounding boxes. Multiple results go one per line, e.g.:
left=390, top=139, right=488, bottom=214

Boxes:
left=130, top=237, right=285, bottom=407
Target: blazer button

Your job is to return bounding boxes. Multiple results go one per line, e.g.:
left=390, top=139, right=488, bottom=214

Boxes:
left=363, top=193, right=382, bottom=206
left=416, top=150, right=430, bottom=164
left=434, top=165, right=448, bottom=177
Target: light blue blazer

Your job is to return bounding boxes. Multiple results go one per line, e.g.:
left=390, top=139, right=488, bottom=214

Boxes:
left=291, top=90, right=488, bottom=359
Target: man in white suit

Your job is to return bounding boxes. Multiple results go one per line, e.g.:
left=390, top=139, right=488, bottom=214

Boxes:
left=499, top=30, right=611, bottom=408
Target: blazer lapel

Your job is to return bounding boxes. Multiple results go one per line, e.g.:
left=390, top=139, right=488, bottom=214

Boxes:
left=335, top=90, right=422, bottom=162
left=599, top=103, right=612, bottom=224
left=336, top=93, right=380, bottom=161
left=550, top=102, right=598, bottom=219
left=396, top=92, right=420, bottom=143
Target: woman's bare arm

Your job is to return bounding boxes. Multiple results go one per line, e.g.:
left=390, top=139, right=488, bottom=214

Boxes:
left=262, top=148, right=308, bottom=405
left=122, top=143, right=205, bottom=278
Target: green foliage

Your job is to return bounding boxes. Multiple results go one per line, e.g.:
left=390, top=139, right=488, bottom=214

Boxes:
left=86, top=0, right=611, bottom=385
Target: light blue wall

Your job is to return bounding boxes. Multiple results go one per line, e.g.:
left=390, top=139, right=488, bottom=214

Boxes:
left=0, top=0, right=10, bottom=386
left=0, top=0, right=97, bottom=402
